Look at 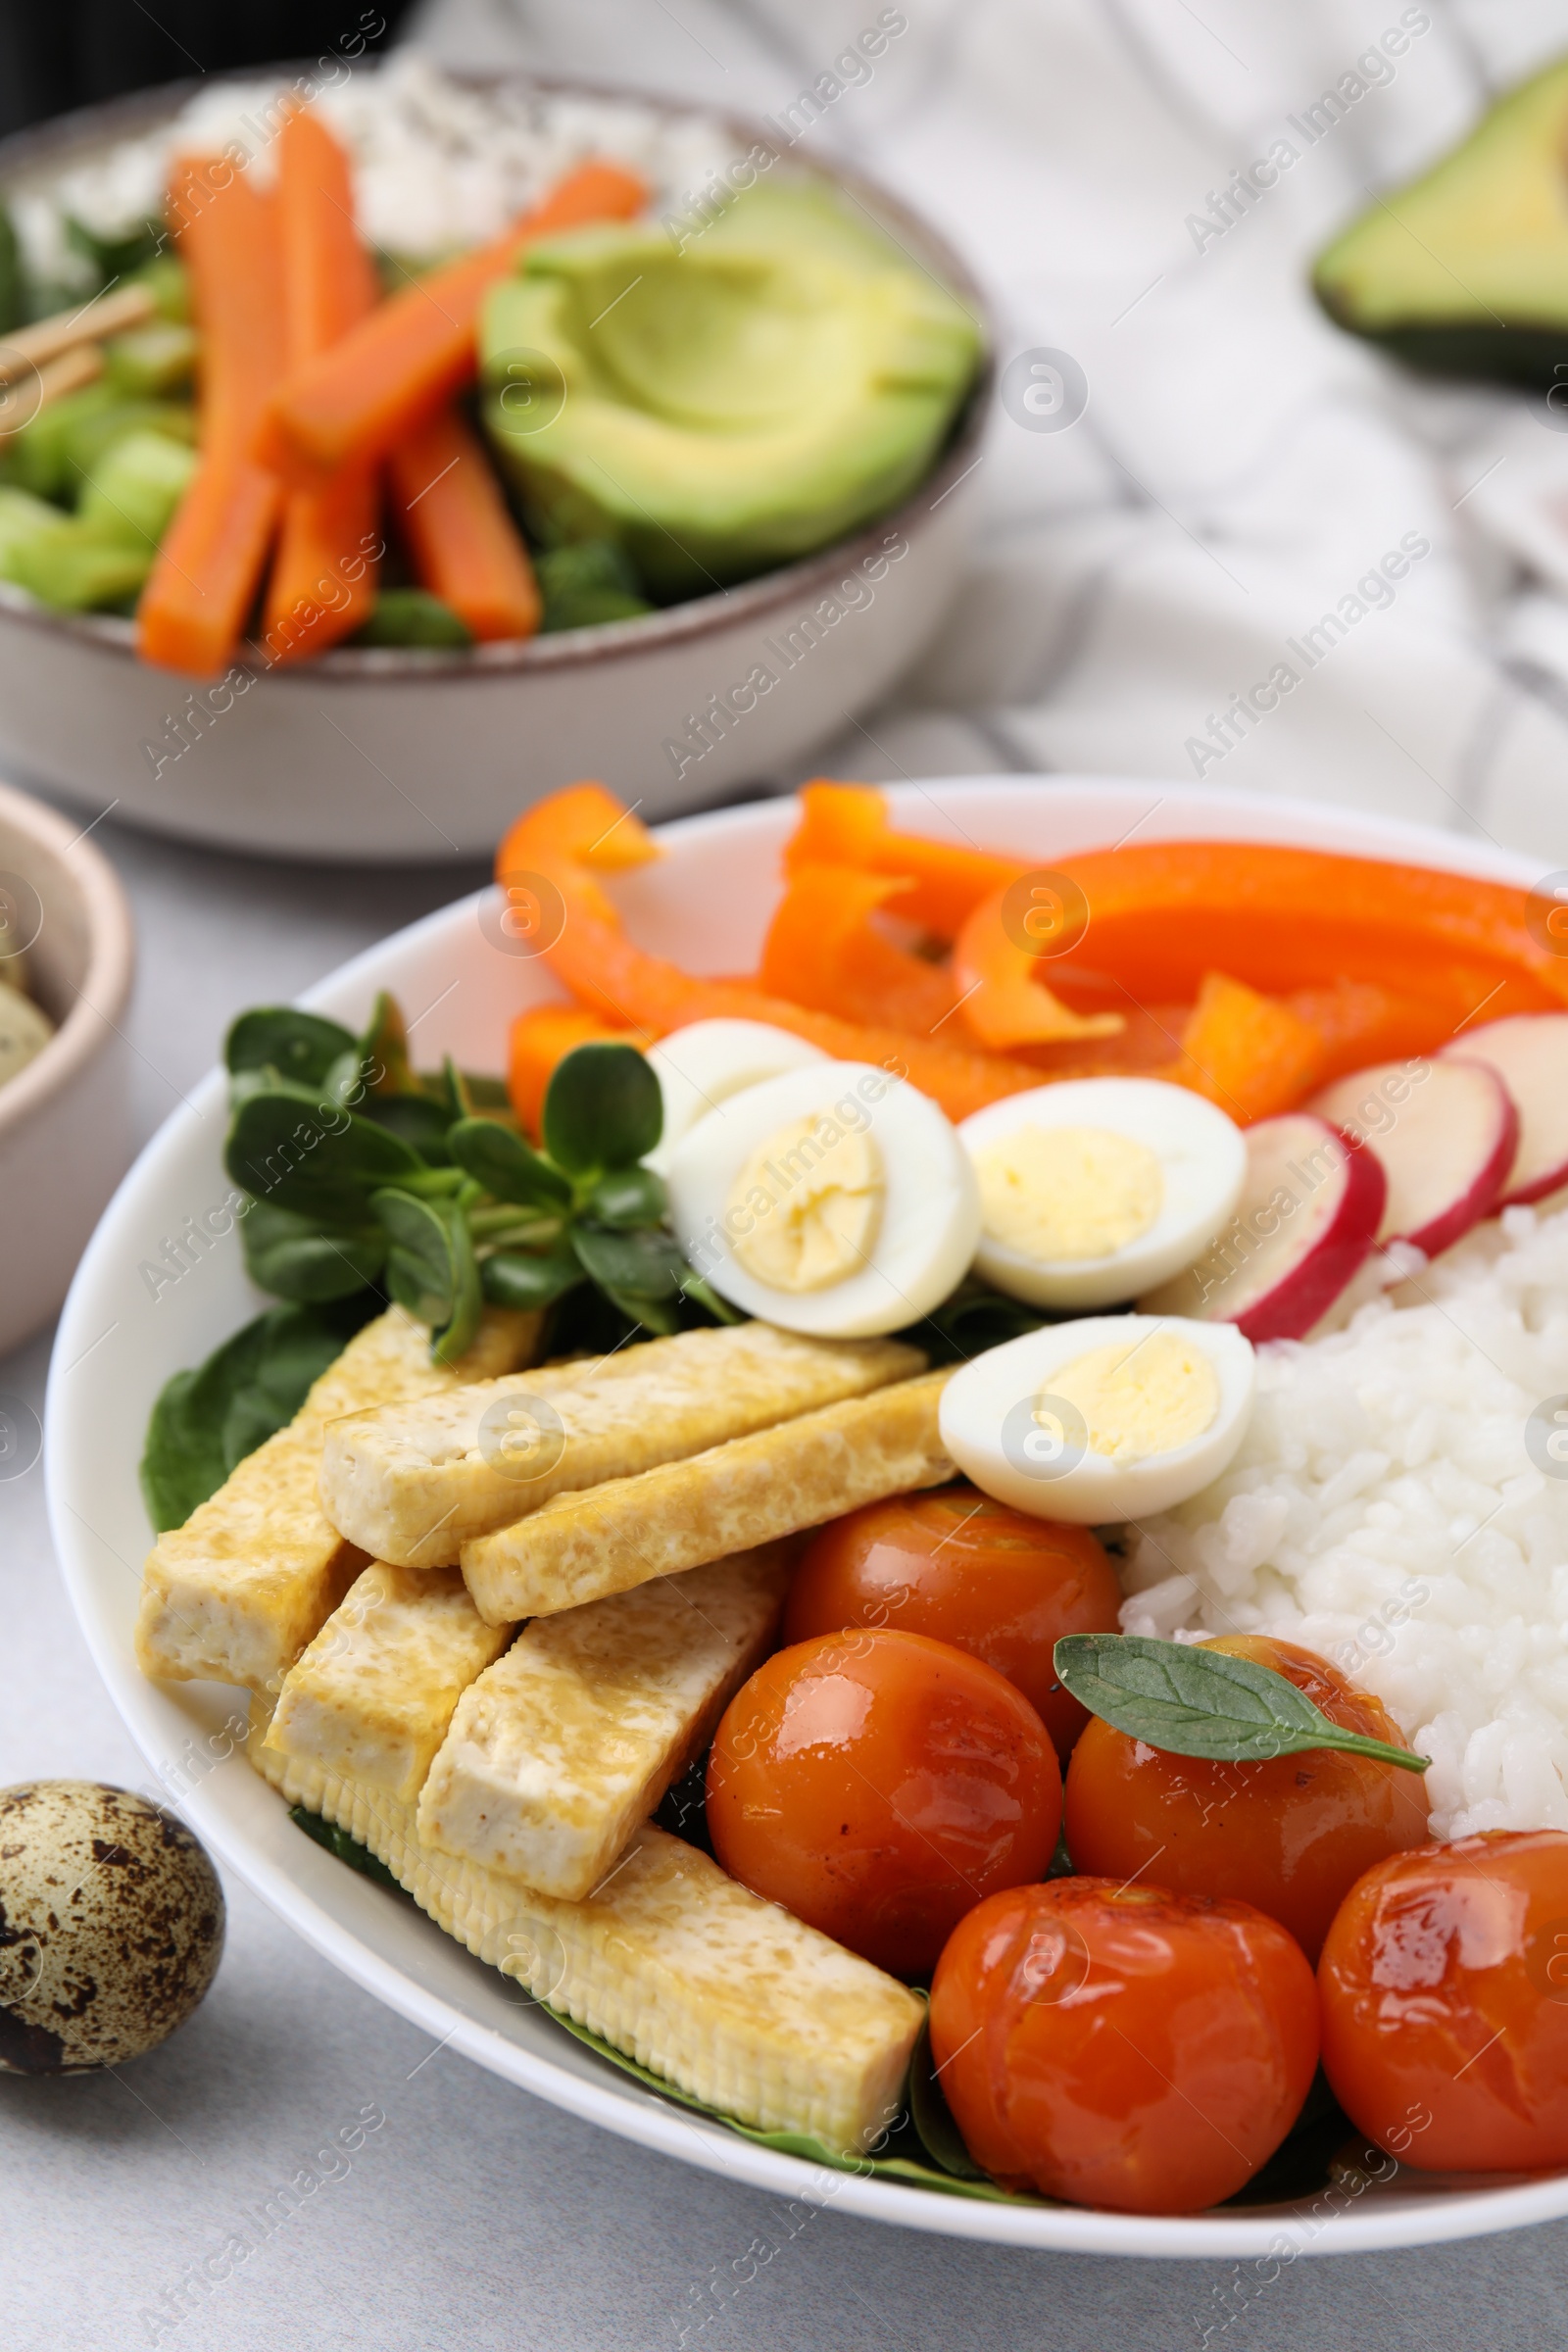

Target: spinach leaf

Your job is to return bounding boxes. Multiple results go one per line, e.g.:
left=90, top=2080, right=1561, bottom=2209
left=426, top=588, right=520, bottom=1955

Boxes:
left=140, top=1298, right=376, bottom=1531
left=225, top=1007, right=357, bottom=1088
left=1054, top=1634, right=1430, bottom=1773
left=544, top=1042, right=662, bottom=1176
left=448, top=1115, right=572, bottom=1211
left=240, top=1199, right=385, bottom=1302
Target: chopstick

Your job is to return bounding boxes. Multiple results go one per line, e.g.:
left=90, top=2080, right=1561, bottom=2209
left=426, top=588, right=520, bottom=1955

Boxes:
left=0, top=341, right=105, bottom=440
left=0, top=283, right=157, bottom=382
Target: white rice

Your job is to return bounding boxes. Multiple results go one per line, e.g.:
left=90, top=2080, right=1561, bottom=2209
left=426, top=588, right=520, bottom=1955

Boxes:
left=1120, top=1199, right=1568, bottom=1841
left=10, top=53, right=737, bottom=284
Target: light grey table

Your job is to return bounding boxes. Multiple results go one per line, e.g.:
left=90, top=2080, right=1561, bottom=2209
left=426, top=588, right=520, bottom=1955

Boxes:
left=1, top=813, right=1565, bottom=2352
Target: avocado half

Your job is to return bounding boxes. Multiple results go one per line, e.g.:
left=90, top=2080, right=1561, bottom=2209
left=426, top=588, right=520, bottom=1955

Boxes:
left=1314, top=56, right=1568, bottom=387
left=478, top=180, right=983, bottom=601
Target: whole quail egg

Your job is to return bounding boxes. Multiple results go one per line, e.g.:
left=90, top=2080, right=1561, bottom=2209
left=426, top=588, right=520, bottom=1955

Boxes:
left=0, top=1782, right=223, bottom=2073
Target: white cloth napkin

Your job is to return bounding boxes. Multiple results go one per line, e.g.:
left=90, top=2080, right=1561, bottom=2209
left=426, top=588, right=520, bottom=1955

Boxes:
left=413, top=0, right=1568, bottom=860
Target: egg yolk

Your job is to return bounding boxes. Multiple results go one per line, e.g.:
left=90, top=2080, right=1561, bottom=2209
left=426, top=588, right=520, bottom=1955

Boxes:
left=726, top=1113, right=885, bottom=1292
left=975, top=1126, right=1163, bottom=1264
left=1050, top=1327, right=1219, bottom=1462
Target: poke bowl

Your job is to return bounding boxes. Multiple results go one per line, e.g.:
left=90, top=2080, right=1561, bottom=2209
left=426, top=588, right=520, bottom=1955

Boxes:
left=0, top=58, right=991, bottom=861
left=47, top=775, right=1568, bottom=2255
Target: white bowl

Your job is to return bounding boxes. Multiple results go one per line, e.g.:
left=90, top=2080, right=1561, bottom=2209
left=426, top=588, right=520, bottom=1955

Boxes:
left=0, top=78, right=990, bottom=863
left=0, top=776, right=133, bottom=1355
left=46, top=779, right=1568, bottom=2256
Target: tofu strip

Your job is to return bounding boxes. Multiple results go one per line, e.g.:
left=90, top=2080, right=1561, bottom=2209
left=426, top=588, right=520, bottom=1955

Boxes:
left=318, top=1323, right=924, bottom=1570
left=417, top=1544, right=793, bottom=1900
left=265, top=1563, right=513, bottom=1802
left=248, top=1714, right=922, bottom=2156
left=135, top=1305, right=540, bottom=1695
left=462, top=1369, right=955, bottom=1625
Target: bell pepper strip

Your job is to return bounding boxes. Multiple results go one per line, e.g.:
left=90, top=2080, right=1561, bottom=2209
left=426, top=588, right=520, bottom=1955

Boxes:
left=784, top=782, right=1024, bottom=936
left=1171, top=973, right=1327, bottom=1126
left=137, top=159, right=286, bottom=674
left=262, top=160, right=647, bottom=482
left=758, top=862, right=958, bottom=1033
left=495, top=788, right=1053, bottom=1122
left=508, top=1004, right=634, bottom=1139
left=263, top=105, right=380, bottom=661
left=387, top=406, right=541, bottom=642
left=953, top=882, right=1126, bottom=1048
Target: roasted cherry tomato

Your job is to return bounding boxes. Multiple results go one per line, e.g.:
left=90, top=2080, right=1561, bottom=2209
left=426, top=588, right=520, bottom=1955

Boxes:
left=1320, top=1829, right=1568, bottom=2172
left=706, top=1628, right=1061, bottom=1978
left=930, top=1877, right=1317, bottom=2212
left=1063, top=1635, right=1430, bottom=1960
left=783, top=1487, right=1122, bottom=1758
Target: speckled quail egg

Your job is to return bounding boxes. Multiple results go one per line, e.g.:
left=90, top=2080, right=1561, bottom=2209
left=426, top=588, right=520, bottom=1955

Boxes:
left=0, top=1782, right=223, bottom=2073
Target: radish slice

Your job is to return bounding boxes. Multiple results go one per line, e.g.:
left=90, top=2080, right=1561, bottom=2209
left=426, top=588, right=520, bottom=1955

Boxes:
left=1309, top=1056, right=1517, bottom=1258
left=1140, top=1114, right=1386, bottom=1342
left=1439, top=1013, right=1568, bottom=1205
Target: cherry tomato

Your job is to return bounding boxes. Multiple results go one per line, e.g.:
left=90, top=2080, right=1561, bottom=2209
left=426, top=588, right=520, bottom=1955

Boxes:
left=1063, top=1635, right=1430, bottom=1960
left=1320, top=1829, right=1568, bottom=2172
left=930, top=1878, right=1317, bottom=2212
left=783, top=1487, right=1122, bottom=1758
left=706, top=1628, right=1061, bottom=1978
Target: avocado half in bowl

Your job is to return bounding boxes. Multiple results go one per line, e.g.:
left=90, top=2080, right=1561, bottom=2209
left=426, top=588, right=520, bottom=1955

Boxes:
left=0, top=70, right=993, bottom=862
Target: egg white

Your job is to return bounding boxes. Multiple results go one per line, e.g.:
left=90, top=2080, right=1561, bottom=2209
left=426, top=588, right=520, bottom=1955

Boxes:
left=664, top=1059, right=982, bottom=1338
left=957, top=1078, right=1247, bottom=1309
left=645, top=1019, right=827, bottom=1175
left=939, top=1314, right=1256, bottom=1524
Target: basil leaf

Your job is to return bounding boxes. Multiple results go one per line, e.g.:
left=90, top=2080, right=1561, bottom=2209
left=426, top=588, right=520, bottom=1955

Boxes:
left=225, top=1006, right=356, bottom=1088
left=583, top=1165, right=667, bottom=1229
left=1053, top=1634, right=1429, bottom=1773
left=570, top=1223, right=687, bottom=1300
left=480, top=1247, right=584, bottom=1308
left=543, top=1043, right=661, bottom=1176
left=240, top=1199, right=385, bottom=1301
left=225, top=1086, right=423, bottom=1225
left=372, top=1188, right=458, bottom=1327
left=448, top=1116, right=572, bottom=1210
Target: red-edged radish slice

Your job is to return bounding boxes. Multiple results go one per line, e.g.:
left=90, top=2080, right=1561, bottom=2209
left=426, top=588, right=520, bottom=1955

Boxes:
left=1308, top=1056, right=1517, bottom=1259
left=1439, top=1013, right=1568, bottom=1205
left=1140, top=1113, right=1385, bottom=1342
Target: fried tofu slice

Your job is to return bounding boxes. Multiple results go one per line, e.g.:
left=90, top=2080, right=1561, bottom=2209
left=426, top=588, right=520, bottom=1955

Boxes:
left=318, top=1323, right=924, bottom=1570
left=263, top=1562, right=513, bottom=1802
left=462, top=1369, right=954, bottom=1625
left=135, top=1305, right=540, bottom=1696
left=416, top=1544, right=792, bottom=1899
left=248, top=1711, right=922, bottom=2156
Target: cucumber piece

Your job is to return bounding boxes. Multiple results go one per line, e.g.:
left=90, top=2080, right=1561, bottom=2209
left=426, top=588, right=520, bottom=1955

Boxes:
left=0, top=484, right=74, bottom=571
left=351, top=588, right=474, bottom=649
left=105, top=322, right=198, bottom=398
left=4, top=517, right=152, bottom=611
left=127, top=255, right=191, bottom=324
left=78, top=428, right=197, bottom=549
left=10, top=390, right=196, bottom=502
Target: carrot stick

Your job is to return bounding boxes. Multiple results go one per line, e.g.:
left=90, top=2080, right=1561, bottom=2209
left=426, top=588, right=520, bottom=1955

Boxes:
left=387, top=405, right=540, bottom=642
left=264, top=105, right=381, bottom=662
left=138, top=159, right=285, bottom=675
left=263, top=159, right=647, bottom=481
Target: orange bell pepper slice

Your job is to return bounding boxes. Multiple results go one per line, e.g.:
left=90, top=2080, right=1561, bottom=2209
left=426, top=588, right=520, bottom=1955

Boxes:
left=759, top=862, right=957, bottom=1033
left=507, top=1003, right=634, bottom=1139
left=1172, top=973, right=1327, bottom=1125
left=785, top=782, right=1024, bottom=936
left=953, top=881, right=1126, bottom=1049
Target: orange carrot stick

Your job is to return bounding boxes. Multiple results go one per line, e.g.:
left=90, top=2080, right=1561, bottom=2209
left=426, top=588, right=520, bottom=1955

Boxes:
left=264, top=160, right=647, bottom=481
left=263, top=104, right=380, bottom=661
left=387, top=406, right=540, bottom=642
left=137, top=160, right=285, bottom=674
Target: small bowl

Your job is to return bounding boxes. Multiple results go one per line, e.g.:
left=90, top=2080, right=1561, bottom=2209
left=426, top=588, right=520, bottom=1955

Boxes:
left=0, top=74, right=994, bottom=864
left=0, top=777, right=134, bottom=1355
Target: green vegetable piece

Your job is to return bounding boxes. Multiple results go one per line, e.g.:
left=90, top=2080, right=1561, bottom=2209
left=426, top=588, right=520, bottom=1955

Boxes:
left=226, top=1007, right=359, bottom=1088
left=8, top=387, right=197, bottom=502
left=0, top=204, right=24, bottom=337
left=907, top=2021, right=990, bottom=2182
left=543, top=1042, right=662, bottom=1177
left=355, top=991, right=422, bottom=1098
left=288, top=1805, right=406, bottom=1893
left=351, top=587, right=474, bottom=649
left=66, top=213, right=162, bottom=284
left=1053, top=1633, right=1430, bottom=1774
left=900, top=1275, right=1050, bottom=1366
left=139, top=1298, right=374, bottom=1531
left=371, top=1190, right=482, bottom=1362
left=5, top=518, right=152, bottom=611
left=535, top=541, right=652, bottom=632
left=104, top=321, right=199, bottom=398
left=448, top=1114, right=572, bottom=1210
left=480, top=1244, right=584, bottom=1308
left=570, top=1222, right=688, bottom=1301
left=361, top=1091, right=458, bottom=1162
left=0, top=484, right=74, bottom=573
left=225, top=1084, right=424, bottom=1227
left=129, top=255, right=191, bottom=323
left=240, top=1198, right=386, bottom=1302
left=583, top=1165, right=667, bottom=1229
left=77, top=427, right=197, bottom=550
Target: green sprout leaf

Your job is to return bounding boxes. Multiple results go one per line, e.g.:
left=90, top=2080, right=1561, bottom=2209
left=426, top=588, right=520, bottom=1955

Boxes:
left=480, top=1244, right=584, bottom=1308
left=583, top=1165, right=667, bottom=1229
left=543, top=1043, right=662, bottom=1177
left=1053, top=1633, right=1430, bottom=1773
left=570, top=1223, right=688, bottom=1300
left=372, top=1189, right=460, bottom=1327
left=448, top=1115, right=573, bottom=1210
left=239, top=1199, right=385, bottom=1302
left=225, top=1085, right=423, bottom=1226
left=224, top=1007, right=357, bottom=1089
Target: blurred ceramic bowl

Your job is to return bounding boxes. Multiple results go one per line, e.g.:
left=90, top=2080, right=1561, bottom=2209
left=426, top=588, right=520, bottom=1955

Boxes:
left=0, top=75, right=993, bottom=864
left=0, top=776, right=133, bottom=1356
